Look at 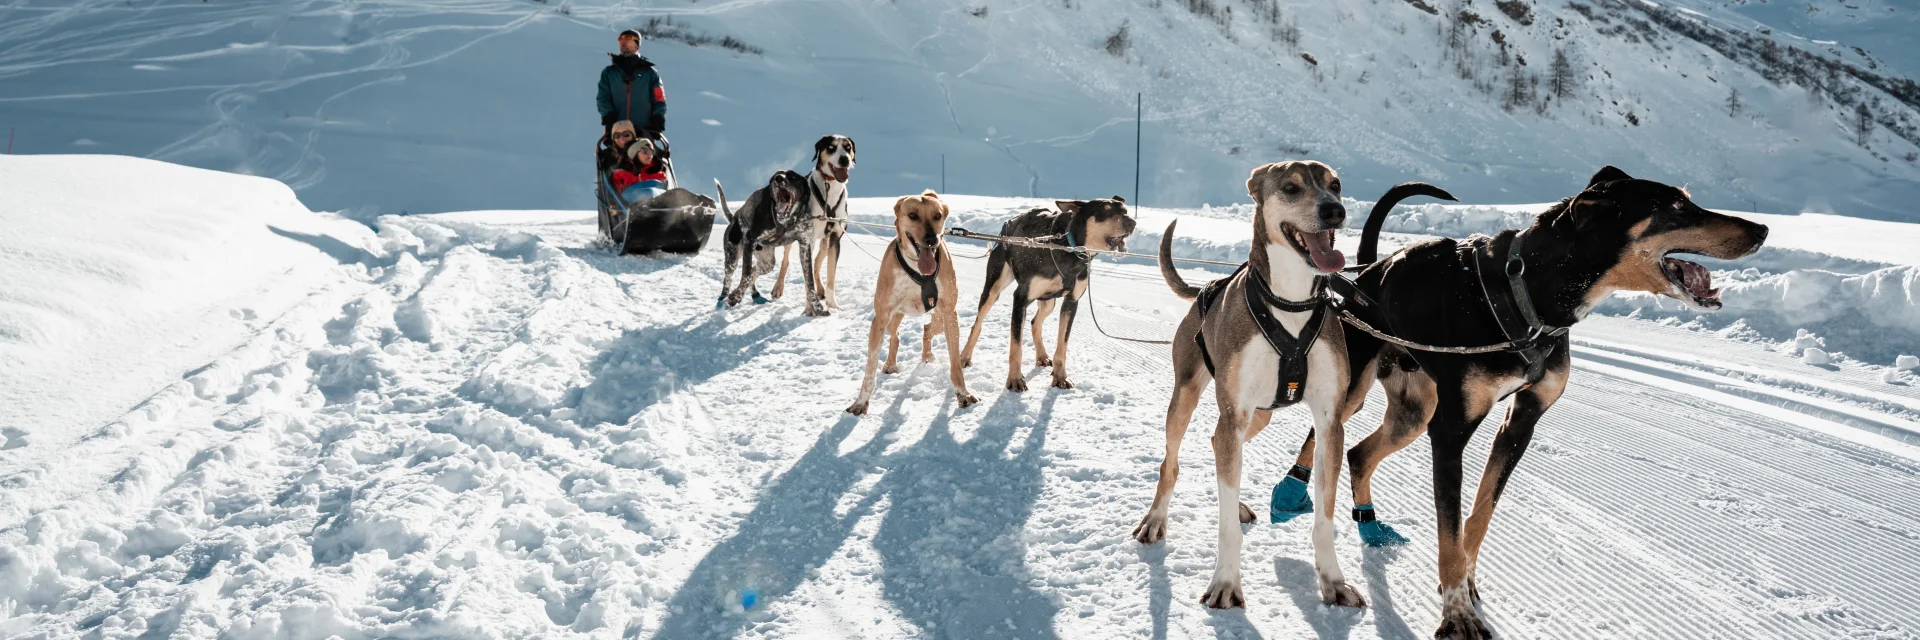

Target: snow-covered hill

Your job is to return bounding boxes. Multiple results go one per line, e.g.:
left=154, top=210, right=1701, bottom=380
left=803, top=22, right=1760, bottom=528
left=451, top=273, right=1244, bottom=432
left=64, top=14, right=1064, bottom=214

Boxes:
left=2, top=0, right=1916, bottom=220
left=5, top=156, right=1920, bottom=638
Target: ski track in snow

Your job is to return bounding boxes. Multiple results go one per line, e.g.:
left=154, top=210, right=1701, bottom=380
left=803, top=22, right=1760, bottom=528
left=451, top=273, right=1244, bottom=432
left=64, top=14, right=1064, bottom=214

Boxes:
left=5, top=196, right=1920, bottom=638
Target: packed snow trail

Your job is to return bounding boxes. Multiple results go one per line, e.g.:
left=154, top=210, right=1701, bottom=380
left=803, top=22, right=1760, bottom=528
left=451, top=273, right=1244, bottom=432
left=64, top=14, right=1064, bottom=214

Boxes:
left=6, top=196, right=1920, bottom=637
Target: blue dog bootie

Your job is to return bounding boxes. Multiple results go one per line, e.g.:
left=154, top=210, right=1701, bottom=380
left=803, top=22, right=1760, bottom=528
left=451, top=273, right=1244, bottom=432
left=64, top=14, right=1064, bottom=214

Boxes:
left=1270, top=464, right=1315, bottom=523
left=751, top=292, right=770, bottom=305
left=1353, top=503, right=1409, bottom=547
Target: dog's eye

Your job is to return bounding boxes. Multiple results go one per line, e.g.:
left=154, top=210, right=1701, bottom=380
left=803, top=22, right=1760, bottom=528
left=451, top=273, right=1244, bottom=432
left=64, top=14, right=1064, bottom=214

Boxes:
left=909, top=213, right=920, bottom=221
left=1329, top=180, right=1342, bottom=192
left=1281, top=184, right=1301, bottom=196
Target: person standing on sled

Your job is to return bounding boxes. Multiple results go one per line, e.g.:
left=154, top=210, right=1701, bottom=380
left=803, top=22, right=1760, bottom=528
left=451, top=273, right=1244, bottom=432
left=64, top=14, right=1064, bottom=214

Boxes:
left=597, top=29, right=666, bottom=149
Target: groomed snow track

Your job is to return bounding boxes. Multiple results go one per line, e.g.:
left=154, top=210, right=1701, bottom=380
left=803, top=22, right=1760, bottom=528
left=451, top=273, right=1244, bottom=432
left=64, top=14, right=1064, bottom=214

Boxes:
left=4, top=204, right=1918, bottom=639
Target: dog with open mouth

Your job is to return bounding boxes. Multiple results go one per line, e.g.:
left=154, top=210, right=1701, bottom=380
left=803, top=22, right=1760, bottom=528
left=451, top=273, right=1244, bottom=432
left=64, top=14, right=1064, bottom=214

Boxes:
left=957, top=196, right=1137, bottom=392
left=719, top=170, right=815, bottom=308
left=770, top=135, right=857, bottom=315
left=846, top=190, right=979, bottom=415
left=1274, top=165, right=1767, bottom=639
left=1132, top=161, right=1384, bottom=611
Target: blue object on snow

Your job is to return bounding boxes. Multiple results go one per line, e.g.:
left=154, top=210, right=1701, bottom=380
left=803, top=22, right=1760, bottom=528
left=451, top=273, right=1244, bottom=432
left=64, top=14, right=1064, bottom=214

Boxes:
left=740, top=589, right=759, bottom=609
left=1353, top=504, right=1410, bottom=546
left=715, top=296, right=727, bottom=310
left=1270, top=476, right=1314, bottom=523
left=751, top=292, right=770, bottom=304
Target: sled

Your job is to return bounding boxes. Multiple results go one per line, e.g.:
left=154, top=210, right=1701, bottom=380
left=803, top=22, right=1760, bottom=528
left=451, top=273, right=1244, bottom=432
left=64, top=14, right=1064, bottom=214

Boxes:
left=595, top=135, right=717, bottom=255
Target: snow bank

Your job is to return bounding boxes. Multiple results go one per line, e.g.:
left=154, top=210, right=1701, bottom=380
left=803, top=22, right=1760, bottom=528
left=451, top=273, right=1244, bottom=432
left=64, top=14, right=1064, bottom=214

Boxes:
left=1597, top=265, right=1920, bottom=365
left=0, top=154, right=379, bottom=438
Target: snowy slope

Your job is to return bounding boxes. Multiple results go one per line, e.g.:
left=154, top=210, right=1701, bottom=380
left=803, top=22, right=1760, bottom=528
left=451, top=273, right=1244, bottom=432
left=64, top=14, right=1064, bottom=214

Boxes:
left=2, top=0, right=1917, bottom=221
left=5, top=156, right=1920, bottom=638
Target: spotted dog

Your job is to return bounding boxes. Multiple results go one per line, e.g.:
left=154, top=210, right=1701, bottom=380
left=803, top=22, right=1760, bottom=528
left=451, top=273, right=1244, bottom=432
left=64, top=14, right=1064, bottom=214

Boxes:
left=719, top=170, right=815, bottom=308
left=772, top=135, right=857, bottom=315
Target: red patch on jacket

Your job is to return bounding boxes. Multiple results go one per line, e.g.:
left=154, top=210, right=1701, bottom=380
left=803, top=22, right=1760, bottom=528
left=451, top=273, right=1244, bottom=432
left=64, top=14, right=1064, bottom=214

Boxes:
left=652, top=86, right=665, bottom=102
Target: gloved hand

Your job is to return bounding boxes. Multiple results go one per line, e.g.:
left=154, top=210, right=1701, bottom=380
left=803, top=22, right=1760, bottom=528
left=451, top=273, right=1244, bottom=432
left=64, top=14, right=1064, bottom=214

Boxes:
left=601, top=113, right=618, bottom=127
left=645, top=113, right=665, bottom=133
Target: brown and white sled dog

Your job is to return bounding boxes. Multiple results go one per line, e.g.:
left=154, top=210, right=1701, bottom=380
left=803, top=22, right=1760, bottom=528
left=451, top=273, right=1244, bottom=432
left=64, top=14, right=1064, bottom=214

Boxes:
left=773, top=135, right=857, bottom=315
left=957, top=197, right=1137, bottom=392
left=846, top=190, right=979, bottom=415
left=1131, top=161, right=1366, bottom=610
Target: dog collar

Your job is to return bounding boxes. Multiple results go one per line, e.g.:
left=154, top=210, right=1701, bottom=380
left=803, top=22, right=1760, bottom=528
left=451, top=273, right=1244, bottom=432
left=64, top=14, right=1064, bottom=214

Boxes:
left=892, top=241, right=940, bottom=312
left=1470, top=230, right=1569, bottom=373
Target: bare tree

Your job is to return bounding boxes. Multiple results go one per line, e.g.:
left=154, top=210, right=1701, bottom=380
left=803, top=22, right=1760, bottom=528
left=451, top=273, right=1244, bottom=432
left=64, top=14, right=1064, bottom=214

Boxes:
left=1726, top=87, right=1742, bottom=117
left=1549, top=48, right=1574, bottom=100
left=1854, top=101, right=1873, bottom=147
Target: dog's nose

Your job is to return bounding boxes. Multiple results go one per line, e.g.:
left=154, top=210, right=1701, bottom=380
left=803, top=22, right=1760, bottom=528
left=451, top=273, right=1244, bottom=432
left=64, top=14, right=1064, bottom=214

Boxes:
left=1318, top=202, right=1347, bottom=227
left=1750, top=222, right=1769, bottom=245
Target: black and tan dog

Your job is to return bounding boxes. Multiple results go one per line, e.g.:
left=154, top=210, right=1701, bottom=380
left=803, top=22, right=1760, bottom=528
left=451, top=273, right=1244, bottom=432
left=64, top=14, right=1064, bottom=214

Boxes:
left=772, top=135, right=857, bottom=314
left=846, top=190, right=979, bottom=415
left=719, top=170, right=816, bottom=310
left=957, top=196, right=1137, bottom=391
left=1130, top=161, right=1370, bottom=610
left=1285, top=166, right=1768, bottom=638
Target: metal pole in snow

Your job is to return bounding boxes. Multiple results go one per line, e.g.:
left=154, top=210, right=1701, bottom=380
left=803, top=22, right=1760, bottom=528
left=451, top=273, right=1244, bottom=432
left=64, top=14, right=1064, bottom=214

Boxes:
left=1134, top=93, right=1142, bottom=207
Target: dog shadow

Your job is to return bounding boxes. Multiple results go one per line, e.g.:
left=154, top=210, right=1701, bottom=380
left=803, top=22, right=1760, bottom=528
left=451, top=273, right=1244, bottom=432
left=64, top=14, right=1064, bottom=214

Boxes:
left=1273, top=557, right=1363, bottom=640
left=1359, top=545, right=1420, bottom=639
left=649, top=395, right=910, bottom=639
left=869, top=390, right=1061, bottom=639
left=1138, top=545, right=1174, bottom=640
left=568, top=312, right=807, bottom=428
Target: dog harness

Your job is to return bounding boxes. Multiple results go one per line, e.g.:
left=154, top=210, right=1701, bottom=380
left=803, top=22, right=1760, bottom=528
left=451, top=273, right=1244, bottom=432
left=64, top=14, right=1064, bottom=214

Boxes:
left=1461, top=230, right=1567, bottom=378
left=1193, top=264, right=1328, bottom=410
left=892, top=242, right=941, bottom=312
left=1033, top=230, right=1094, bottom=302
left=808, top=176, right=848, bottom=231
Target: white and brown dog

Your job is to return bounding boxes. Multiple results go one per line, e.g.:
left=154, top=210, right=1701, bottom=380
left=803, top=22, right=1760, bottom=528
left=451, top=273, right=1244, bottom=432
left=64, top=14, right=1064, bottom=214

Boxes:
left=846, top=190, right=979, bottom=415
left=1132, top=161, right=1364, bottom=610
left=773, top=135, right=856, bottom=316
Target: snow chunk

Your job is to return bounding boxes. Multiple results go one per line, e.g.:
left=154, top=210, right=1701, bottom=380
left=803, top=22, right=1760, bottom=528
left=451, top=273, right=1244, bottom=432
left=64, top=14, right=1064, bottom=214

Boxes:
left=1898, top=355, right=1919, bottom=371
left=1800, top=348, right=1832, bottom=366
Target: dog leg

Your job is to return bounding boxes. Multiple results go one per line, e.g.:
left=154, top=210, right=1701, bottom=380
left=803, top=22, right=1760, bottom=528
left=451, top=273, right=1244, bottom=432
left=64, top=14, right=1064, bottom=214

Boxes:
left=941, top=303, right=978, bottom=408
left=1431, top=389, right=1497, bottom=640
left=1050, top=282, right=1083, bottom=389
left=846, top=311, right=895, bottom=415
left=1202, top=405, right=1253, bottom=609
left=771, top=244, right=792, bottom=299
left=882, top=311, right=905, bottom=374
left=1005, top=290, right=1031, bottom=392
left=1229, top=409, right=1274, bottom=523
left=1462, top=366, right=1565, bottom=602
left=725, top=241, right=755, bottom=307
left=799, top=239, right=827, bottom=317
left=1134, top=363, right=1208, bottom=544
left=1030, top=298, right=1056, bottom=368
left=1271, top=429, right=1319, bottom=520
left=1347, top=368, right=1436, bottom=547
left=720, top=242, right=741, bottom=307
left=824, top=228, right=845, bottom=309
left=960, top=260, right=1012, bottom=369
left=1309, top=395, right=1366, bottom=608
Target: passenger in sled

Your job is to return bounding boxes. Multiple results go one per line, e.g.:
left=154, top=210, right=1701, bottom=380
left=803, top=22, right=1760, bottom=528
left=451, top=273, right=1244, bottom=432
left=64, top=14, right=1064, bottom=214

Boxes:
left=614, top=137, right=669, bottom=201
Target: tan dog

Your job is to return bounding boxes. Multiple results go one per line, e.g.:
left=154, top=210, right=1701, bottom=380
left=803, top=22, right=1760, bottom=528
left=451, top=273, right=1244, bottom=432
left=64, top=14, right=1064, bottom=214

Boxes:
left=846, top=190, right=979, bottom=415
left=1132, top=161, right=1366, bottom=610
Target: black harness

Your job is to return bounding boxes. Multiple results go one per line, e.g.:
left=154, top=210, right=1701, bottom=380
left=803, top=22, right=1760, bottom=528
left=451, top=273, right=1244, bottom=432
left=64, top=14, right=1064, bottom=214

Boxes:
left=1462, top=231, right=1567, bottom=378
left=1034, top=229, right=1095, bottom=302
left=893, top=242, right=941, bottom=312
left=1194, top=264, right=1329, bottom=410
left=808, top=175, right=847, bottom=231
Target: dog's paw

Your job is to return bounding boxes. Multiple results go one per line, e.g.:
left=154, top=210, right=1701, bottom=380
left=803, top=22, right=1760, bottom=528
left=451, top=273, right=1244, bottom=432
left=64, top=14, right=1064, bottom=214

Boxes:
left=1200, top=575, right=1246, bottom=609
left=1319, top=579, right=1367, bottom=608
left=770, top=284, right=785, bottom=299
left=1132, top=512, right=1169, bottom=544
left=715, top=296, right=728, bottom=310
left=882, top=362, right=901, bottom=375
left=1035, top=355, right=1053, bottom=368
left=960, top=357, right=972, bottom=369
left=1238, top=502, right=1256, bottom=524
left=955, top=391, right=979, bottom=408
left=846, top=400, right=869, bottom=416
left=1006, top=376, right=1028, bottom=392
left=751, top=292, right=770, bottom=305
left=1433, top=608, right=1490, bottom=640
left=723, top=293, right=744, bottom=308
left=803, top=306, right=831, bottom=318
left=1051, top=375, right=1074, bottom=390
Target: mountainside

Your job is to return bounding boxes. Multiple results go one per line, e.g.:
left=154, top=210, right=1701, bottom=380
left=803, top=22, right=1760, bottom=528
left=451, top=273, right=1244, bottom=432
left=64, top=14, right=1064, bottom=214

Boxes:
left=1, top=0, right=1915, bottom=219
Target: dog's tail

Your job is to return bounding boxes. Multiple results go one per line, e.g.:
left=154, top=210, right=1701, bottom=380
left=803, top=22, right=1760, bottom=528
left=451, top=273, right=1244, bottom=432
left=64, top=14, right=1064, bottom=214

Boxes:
left=1158, top=220, right=1202, bottom=301
left=1356, top=182, right=1457, bottom=266
left=713, top=179, right=734, bottom=225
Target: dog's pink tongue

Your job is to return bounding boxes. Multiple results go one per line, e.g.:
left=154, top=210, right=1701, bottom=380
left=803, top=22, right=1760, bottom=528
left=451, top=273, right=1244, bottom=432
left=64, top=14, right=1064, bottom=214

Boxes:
left=1300, top=230, right=1346, bottom=273
left=917, top=249, right=936, bottom=275
left=833, top=167, right=850, bottom=182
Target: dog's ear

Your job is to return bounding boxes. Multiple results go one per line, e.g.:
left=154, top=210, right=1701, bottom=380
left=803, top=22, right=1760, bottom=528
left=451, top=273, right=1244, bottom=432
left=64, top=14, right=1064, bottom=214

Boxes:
left=813, top=135, right=834, bottom=162
left=844, top=136, right=855, bottom=155
left=893, top=196, right=907, bottom=217
left=1110, top=195, right=1125, bottom=203
left=1246, top=163, right=1282, bottom=201
left=1588, top=165, right=1633, bottom=187
left=923, top=189, right=940, bottom=199
left=1562, top=192, right=1617, bottom=231
left=1055, top=200, right=1081, bottom=216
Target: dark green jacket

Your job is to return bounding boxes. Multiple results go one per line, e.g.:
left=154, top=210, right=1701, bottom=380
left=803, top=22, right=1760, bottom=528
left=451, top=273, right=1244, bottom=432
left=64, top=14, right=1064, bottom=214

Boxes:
left=597, top=54, right=666, bottom=131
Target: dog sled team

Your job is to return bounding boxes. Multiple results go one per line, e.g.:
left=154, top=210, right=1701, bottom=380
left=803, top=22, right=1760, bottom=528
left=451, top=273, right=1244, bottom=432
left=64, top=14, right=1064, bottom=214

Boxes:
left=593, top=27, right=1770, bottom=640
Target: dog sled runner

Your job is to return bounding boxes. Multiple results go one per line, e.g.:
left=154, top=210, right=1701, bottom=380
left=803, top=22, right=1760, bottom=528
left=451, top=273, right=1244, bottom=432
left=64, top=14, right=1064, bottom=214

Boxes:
left=595, top=135, right=717, bottom=255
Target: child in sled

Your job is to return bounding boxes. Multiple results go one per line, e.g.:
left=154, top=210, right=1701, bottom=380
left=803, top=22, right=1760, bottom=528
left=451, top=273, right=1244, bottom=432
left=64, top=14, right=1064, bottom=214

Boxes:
left=613, top=137, right=669, bottom=201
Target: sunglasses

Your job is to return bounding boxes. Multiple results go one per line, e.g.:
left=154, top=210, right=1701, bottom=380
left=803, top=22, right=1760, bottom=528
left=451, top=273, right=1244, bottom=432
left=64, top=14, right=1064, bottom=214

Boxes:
left=613, top=131, right=635, bottom=140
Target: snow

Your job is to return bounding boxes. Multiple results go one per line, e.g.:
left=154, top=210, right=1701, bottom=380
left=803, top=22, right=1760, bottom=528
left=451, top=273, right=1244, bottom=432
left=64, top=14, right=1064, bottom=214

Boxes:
left=2, top=0, right=1918, bottom=221
left=6, top=156, right=1920, bottom=638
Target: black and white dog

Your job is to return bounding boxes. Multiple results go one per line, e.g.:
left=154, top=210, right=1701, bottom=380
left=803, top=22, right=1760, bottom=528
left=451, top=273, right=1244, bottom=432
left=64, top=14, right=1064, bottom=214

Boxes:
left=774, top=135, right=856, bottom=315
left=720, top=170, right=819, bottom=309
